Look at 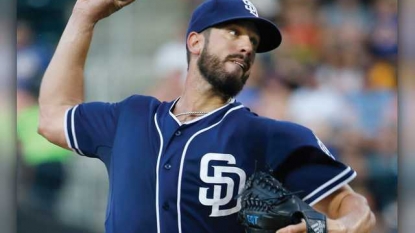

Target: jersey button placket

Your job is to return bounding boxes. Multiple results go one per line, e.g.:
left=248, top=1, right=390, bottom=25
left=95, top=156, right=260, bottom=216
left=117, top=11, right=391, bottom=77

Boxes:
left=162, top=202, right=170, bottom=211
left=175, top=130, right=182, bottom=136
left=164, top=163, right=171, bottom=170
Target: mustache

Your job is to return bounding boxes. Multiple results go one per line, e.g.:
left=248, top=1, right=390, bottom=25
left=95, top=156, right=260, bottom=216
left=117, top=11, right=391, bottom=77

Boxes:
left=225, top=54, right=251, bottom=69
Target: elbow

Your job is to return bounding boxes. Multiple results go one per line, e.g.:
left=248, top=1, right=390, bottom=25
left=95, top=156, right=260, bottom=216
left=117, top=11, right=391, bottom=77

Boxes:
left=37, top=106, right=59, bottom=142
left=37, top=113, right=52, bottom=140
left=37, top=104, right=71, bottom=149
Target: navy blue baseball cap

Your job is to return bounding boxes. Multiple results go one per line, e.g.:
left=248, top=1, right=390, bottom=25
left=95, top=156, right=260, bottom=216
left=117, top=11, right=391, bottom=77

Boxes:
left=186, top=0, right=282, bottom=53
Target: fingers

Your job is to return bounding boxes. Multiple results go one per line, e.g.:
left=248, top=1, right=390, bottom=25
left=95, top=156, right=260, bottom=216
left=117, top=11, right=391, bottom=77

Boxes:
left=114, top=0, right=135, bottom=13
left=116, top=0, right=135, bottom=8
left=73, top=0, right=136, bottom=22
left=276, top=220, right=306, bottom=233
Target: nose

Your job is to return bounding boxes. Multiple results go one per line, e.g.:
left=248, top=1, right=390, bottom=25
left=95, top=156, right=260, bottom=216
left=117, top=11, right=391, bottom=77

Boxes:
left=238, top=35, right=254, bottom=57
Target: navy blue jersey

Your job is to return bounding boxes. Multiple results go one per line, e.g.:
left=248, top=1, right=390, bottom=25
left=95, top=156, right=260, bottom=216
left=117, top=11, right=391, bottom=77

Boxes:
left=64, top=95, right=356, bottom=233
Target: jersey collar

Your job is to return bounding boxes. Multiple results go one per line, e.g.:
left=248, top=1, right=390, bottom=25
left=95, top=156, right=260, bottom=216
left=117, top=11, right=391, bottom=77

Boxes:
left=169, top=97, right=237, bottom=126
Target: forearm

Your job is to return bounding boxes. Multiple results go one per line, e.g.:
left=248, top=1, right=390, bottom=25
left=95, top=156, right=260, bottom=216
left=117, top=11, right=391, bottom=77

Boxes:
left=332, top=193, right=375, bottom=232
left=321, top=187, right=376, bottom=233
left=38, top=12, right=96, bottom=147
left=39, top=12, right=95, bottom=109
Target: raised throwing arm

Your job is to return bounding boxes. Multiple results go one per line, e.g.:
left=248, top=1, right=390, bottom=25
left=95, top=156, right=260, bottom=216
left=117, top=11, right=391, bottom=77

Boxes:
left=38, top=0, right=135, bottom=149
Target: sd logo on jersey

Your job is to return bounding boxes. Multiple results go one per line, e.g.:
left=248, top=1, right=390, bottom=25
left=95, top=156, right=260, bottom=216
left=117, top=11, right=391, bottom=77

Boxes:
left=198, top=153, right=246, bottom=217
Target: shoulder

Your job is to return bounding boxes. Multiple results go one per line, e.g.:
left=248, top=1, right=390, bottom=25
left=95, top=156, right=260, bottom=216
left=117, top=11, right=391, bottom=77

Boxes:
left=120, top=94, right=161, bottom=107
left=116, top=95, right=162, bottom=112
left=240, top=112, right=324, bottom=153
left=239, top=111, right=313, bottom=138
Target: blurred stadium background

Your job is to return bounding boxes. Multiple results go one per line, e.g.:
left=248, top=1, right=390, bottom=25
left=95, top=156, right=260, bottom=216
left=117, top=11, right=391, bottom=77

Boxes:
left=16, top=0, right=397, bottom=232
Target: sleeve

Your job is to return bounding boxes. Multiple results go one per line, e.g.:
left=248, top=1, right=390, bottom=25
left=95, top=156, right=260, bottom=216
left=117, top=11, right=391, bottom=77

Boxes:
left=267, top=122, right=356, bottom=206
left=64, top=101, right=120, bottom=159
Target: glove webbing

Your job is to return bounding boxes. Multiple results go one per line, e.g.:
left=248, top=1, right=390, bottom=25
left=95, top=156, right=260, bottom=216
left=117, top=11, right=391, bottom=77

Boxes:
left=238, top=171, right=327, bottom=233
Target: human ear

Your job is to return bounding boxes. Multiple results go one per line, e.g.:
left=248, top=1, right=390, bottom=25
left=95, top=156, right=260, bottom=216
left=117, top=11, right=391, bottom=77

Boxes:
left=187, top=32, right=203, bottom=56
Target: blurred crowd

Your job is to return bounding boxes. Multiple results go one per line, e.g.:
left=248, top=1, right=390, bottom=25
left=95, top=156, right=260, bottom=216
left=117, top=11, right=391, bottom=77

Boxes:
left=17, top=0, right=397, bottom=232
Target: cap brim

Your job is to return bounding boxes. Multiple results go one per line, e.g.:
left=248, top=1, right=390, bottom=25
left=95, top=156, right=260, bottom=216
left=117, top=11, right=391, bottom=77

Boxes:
left=202, top=16, right=282, bottom=53
left=250, top=18, right=282, bottom=53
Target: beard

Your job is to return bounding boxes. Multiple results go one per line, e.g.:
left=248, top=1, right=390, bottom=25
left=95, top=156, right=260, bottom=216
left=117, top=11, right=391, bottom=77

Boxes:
left=197, top=47, right=250, bottom=99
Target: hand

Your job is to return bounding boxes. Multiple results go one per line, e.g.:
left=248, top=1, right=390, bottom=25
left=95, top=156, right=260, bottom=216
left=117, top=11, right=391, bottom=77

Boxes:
left=72, top=0, right=135, bottom=23
left=275, top=219, right=346, bottom=233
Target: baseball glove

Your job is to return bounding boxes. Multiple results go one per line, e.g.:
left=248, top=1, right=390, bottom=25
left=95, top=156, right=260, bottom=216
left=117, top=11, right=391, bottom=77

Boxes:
left=237, top=171, right=327, bottom=233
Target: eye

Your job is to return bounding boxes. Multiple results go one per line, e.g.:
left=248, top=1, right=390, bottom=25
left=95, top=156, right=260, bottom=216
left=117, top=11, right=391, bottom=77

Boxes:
left=229, top=29, right=238, bottom=36
left=251, top=37, right=259, bottom=47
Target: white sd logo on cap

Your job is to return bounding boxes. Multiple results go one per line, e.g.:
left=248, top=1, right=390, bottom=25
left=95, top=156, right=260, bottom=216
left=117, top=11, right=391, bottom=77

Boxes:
left=242, top=0, right=258, bottom=17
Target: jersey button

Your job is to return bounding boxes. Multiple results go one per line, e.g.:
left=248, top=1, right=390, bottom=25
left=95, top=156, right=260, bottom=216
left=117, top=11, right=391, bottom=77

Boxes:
left=162, top=203, right=170, bottom=210
left=164, top=164, right=171, bottom=170
left=175, top=130, right=182, bottom=136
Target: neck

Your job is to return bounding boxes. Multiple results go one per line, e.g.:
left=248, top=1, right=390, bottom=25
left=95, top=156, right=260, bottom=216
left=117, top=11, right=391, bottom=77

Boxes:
left=173, top=65, right=230, bottom=116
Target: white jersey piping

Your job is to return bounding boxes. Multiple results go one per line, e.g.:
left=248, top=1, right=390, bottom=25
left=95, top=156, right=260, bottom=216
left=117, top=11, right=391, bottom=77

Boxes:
left=308, top=171, right=356, bottom=206
left=303, top=167, right=356, bottom=206
left=154, top=113, right=163, bottom=233
left=64, top=107, right=73, bottom=150
left=65, top=105, right=84, bottom=155
left=176, top=105, right=244, bottom=233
